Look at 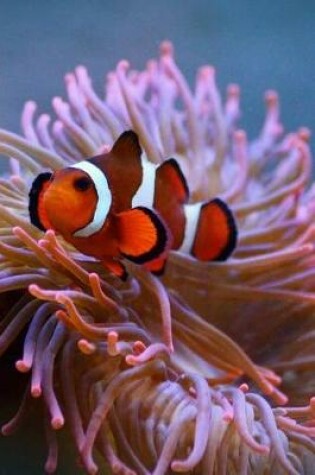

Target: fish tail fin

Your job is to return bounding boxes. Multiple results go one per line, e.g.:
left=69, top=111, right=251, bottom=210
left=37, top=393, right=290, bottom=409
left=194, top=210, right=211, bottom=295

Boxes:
left=179, top=198, right=237, bottom=261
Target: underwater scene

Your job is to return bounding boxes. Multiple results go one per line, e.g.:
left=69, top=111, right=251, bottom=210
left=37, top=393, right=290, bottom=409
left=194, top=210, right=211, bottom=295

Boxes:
left=0, top=1, right=314, bottom=474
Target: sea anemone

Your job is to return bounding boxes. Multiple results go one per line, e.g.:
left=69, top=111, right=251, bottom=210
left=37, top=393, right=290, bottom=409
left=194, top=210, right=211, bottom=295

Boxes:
left=0, top=41, right=314, bottom=474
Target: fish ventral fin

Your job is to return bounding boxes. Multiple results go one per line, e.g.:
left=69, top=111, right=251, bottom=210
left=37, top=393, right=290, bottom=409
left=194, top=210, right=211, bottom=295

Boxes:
left=157, top=158, right=189, bottom=203
left=111, top=130, right=142, bottom=163
left=116, top=206, right=170, bottom=264
left=144, top=256, right=167, bottom=276
left=192, top=198, right=237, bottom=261
left=28, top=172, right=53, bottom=231
left=102, top=259, right=128, bottom=281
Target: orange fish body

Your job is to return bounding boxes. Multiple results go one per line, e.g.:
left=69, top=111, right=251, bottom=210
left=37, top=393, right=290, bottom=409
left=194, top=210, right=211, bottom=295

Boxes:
left=29, top=131, right=237, bottom=279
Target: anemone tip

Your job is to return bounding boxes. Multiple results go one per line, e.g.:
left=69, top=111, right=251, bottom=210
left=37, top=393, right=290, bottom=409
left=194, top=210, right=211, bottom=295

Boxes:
left=160, top=40, right=174, bottom=57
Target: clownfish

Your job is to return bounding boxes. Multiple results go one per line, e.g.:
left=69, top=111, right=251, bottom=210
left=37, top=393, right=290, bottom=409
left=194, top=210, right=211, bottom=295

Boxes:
left=29, top=131, right=237, bottom=279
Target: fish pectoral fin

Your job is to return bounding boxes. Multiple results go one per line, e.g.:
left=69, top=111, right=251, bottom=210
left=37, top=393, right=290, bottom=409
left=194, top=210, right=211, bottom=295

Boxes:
left=157, top=158, right=189, bottom=203
left=144, top=256, right=167, bottom=276
left=192, top=198, right=238, bottom=261
left=102, top=258, right=128, bottom=281
left=116, top=206, right=170, bottom=264
left=28, top=172, right=54, bottom=231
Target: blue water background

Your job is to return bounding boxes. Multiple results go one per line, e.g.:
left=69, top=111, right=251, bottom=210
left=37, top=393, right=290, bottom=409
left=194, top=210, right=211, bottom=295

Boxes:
left=1, top=1, right=315, bottom=151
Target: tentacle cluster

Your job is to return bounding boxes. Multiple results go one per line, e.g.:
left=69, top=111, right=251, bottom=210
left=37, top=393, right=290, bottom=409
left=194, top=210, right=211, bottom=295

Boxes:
left=0, top=41, right=314, bottom=473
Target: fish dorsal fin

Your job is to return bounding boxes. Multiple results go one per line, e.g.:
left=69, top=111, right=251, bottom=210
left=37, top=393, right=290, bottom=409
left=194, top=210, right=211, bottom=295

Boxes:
left=111, top=130, right=142, bottom=164
left=90, top=130, right=143, bottom=212
left=116, top=206, right=170, bottom=264
left=192, top=198, right=238, bottom=261
left=28, top=172, right=54, bottom=231
left=157, top=158, right=189, bottom=204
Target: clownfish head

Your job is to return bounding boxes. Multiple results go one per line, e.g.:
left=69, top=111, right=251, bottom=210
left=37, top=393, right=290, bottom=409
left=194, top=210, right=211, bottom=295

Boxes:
left=44, top=168, right=98, bottom=236
left=29, top=160, right=112, bottom=238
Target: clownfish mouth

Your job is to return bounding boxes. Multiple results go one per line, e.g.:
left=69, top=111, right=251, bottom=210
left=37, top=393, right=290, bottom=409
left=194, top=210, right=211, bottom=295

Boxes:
left=28, top=172, right=53, bottom=231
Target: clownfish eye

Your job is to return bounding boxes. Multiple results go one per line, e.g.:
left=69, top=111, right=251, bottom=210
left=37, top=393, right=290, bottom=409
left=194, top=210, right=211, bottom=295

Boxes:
left=73, top=176, right=92, bottom=192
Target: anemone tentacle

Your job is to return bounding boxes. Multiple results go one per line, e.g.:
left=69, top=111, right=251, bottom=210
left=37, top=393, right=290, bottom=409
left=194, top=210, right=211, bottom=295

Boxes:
left=0, top=42, right=314, bottom=474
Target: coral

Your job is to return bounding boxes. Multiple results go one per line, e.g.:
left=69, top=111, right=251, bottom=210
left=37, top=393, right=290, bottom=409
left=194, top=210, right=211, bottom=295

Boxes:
left=0, top=41, right=314, bottom=474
